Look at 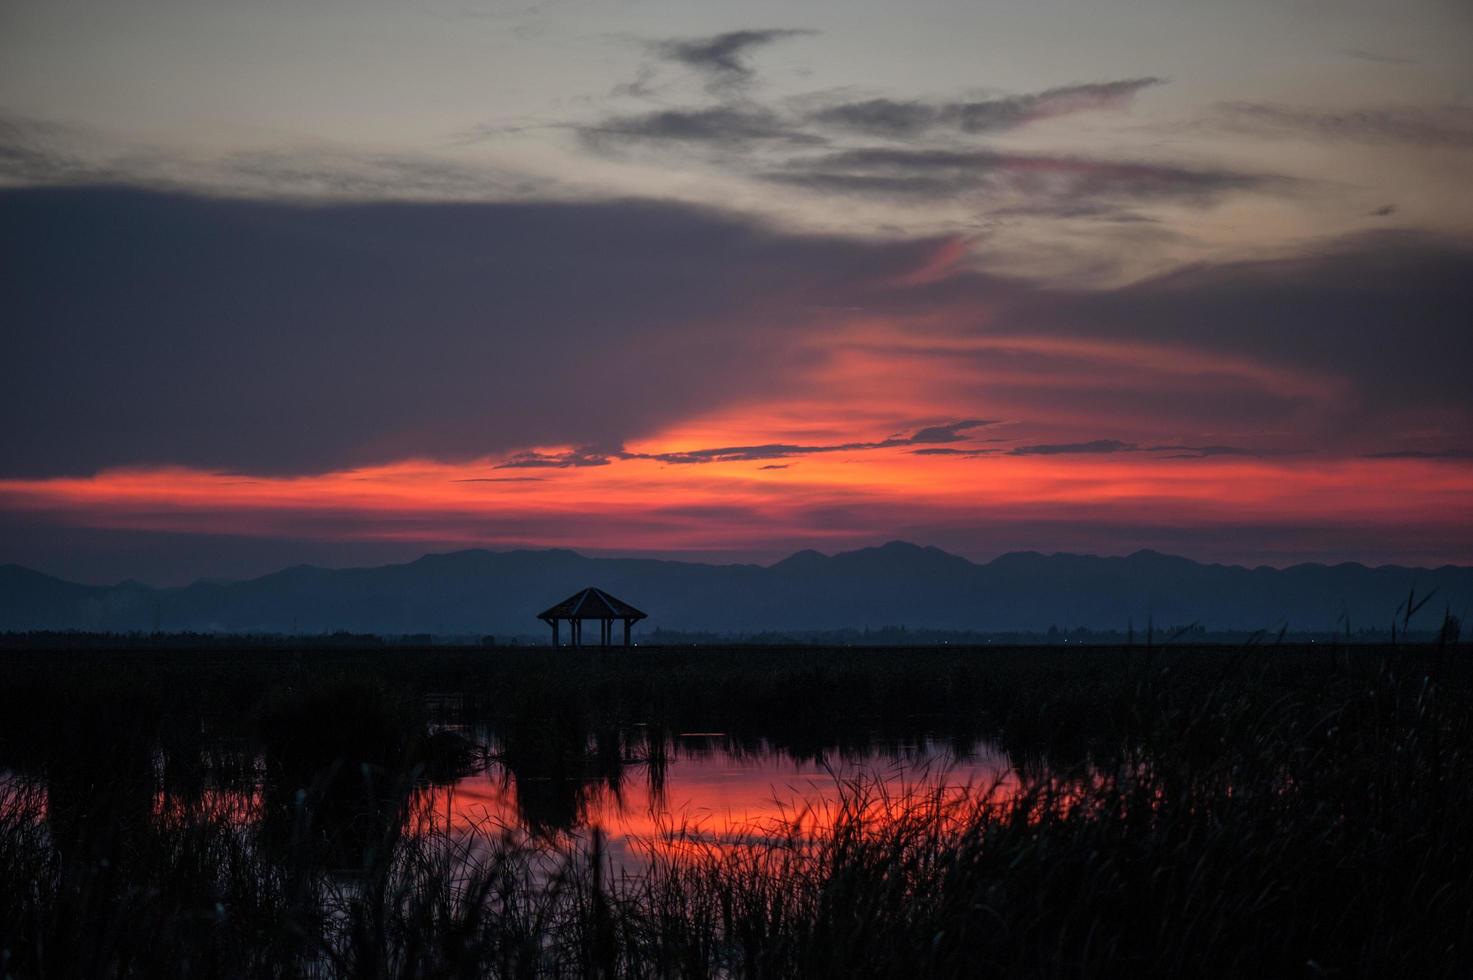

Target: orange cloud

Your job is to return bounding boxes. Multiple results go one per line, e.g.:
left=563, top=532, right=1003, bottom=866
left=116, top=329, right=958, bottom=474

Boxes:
left=3, top=440, right=1470, bottom=564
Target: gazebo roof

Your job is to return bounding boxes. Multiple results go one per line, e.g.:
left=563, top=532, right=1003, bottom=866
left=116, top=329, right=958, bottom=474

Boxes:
left=537, top=587, right=647, bottom=622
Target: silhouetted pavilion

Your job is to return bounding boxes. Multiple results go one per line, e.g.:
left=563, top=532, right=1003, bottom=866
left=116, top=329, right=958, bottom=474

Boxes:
left=537, top=588, right=647, bottom=647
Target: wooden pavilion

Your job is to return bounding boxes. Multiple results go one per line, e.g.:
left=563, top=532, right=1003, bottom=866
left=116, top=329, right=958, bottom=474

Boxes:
left=537, top=587, right=647, bottom=647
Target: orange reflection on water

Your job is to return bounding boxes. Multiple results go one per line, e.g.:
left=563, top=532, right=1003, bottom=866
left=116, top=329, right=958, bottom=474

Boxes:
left=414, top=741, right=1023, bottom=864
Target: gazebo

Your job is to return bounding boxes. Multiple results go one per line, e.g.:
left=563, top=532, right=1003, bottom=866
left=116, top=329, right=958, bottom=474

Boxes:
left=537, top=587, right=647, bottom=648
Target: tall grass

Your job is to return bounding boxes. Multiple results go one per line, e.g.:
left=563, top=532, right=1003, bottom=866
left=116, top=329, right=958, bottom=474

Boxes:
left=1, top=645, right=1471, bottom=976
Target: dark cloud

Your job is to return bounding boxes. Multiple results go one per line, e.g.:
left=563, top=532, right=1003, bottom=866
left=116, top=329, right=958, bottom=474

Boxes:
left=5, top=184, right=1472, bottom=482
left=1213, top=102, right=1473, bottom=147
left=1364, top=450, right=1473, bottom=460
left=766, top=147, right=1279, bottom=205
left=578, top=106, right=820, bottom=150
left=610, top=64, right=661, bottom=100
left=643, top=443, right=839, bottom=464
left=985, top=201, right=1165, bottom=223
left=992, top=229, right=1473, bottom=440
left=917, top=437, right=1255, bottom=460
left=634, top=418, right=995, bottom=464
left=0, top=112, right=531, bottom=201
left=0, top=185, right=941, bottom=477
left=497, top=448, right=616, bottom=469
left=1143, top=445, right=1255, bottom=458
left=758, top=464, right=789, bottom=470
left=498, top=419, right=999, bottom=468
left=567, top=71, right=1257, bottom=224
left=1009, top=439, right=1137, bottom=456
left=805, top=99, right=942, bottom=139
left=907, top=420, right=995, bottom=444
left=911, top=447, right=1001, bottom=457
left=1368, top=204, right=1396, bottom=217
left=0, top=115, right=126, bottom=186
left=1005, top=441, right=1254, bottom=459
left=808, top=78, right=1164, bottom=138
left=655, top=29, right=815, bottom=92
left=214, top=148, right=521, bottom=200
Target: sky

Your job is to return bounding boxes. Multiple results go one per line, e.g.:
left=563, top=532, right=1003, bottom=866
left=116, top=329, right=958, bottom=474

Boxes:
left=2, top=0, right=1472, bottom=584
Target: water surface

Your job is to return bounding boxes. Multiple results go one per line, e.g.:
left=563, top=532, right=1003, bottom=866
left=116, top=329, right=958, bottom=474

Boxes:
left=421, top=733, right=1020, bottom=862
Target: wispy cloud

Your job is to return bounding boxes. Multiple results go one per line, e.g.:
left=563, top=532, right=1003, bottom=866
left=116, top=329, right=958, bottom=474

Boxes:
left=494, top=420, right=999, bottom=469
left=577, top=76, right=1166, bottom=161
left=911, top=447, right=1002, bottom=457
left=635, top=419, right=996, bottom=464
left=807, top=78, right=1164, bottom=138
left=0, top=112, right=530, bottom=202
left=1364, top=449, right=1473, bottom=460
left=578, top=106, right=820, bottom=151
left=764, top=147, right=1280, bottom=206
left=216, top=148, right=522, bottom=200
left=451, top=476, right=547, bottom=482
left=654, top=29, right=815, bottom=93
left=1007, top=441, right=1254, bottom=458
left=1144, top=444, right=1255, bottom=458
left=1009, top=439, right=1136, bottom=456
left=1212, top=102, right=1473, bottom=147
left=0, top=115, right=129, bottom=186
left=497, top=448, right=615, bottom=469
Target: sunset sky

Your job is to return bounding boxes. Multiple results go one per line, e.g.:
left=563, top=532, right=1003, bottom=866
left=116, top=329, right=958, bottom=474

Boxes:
left=3, top=0, right=1472, bottom=584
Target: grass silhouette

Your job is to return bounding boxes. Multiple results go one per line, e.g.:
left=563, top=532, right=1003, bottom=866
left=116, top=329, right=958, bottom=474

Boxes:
left=0, top=643, right=1470, bottom=976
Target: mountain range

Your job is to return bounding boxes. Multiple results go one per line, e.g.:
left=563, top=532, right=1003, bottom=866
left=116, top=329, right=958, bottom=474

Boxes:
left=2, top=542, right=1470, bottom=637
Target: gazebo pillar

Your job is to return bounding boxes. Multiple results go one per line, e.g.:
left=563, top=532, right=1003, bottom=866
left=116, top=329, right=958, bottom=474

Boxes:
left=551, top=619, right=559, bottom=647
left=623, top=617, right=632, bottom=646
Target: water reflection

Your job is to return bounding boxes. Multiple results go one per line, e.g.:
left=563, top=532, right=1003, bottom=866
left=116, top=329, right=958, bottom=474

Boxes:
left=5, top=728, right=1021, bottom=864
left=0, top=676, right=1059, bottom=883
left=425, top=734, right=1018, bottom=868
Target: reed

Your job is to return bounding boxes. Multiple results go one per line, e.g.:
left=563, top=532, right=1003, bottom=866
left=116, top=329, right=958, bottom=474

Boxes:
left=1, top=643, right=1470, bottom=977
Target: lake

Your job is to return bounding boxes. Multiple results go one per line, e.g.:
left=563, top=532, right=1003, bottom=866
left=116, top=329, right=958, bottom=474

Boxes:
left=415, top=730, right=1021, bottom=866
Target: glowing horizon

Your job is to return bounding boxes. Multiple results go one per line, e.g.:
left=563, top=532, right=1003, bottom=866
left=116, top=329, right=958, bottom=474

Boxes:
left=5, top=439, right=1470, bottom=576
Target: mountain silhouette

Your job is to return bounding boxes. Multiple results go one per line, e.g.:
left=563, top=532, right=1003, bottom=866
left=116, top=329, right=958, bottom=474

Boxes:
left=2, top=542, right=1470, bottom=636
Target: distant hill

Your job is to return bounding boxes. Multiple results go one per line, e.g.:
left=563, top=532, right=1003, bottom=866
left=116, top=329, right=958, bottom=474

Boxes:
left=2, top=543, right=1470, bottom=637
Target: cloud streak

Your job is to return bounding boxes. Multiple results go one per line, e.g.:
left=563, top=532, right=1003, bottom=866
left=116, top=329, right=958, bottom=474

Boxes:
left=1008, top=439, right=1137, bottom=456
left=1007, top=441, right=1254, bottom=458
left=654, top=29, right=815, bottom=92
left=1212, top=102, right=1473, bottom=147
left=807, top=78, right=1164, bottom=138
left=0, top=112, right=530, bottom=201
left=764, top=147, right=1281, bottom=206
left=495, top=420, right=999, bottom=468
left=578, top=106, right=820, bottom=151
left=1364, top=449, right=1473, bottom=460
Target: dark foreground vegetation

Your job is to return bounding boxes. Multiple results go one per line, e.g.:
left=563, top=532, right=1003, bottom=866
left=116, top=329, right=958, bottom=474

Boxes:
left=2, top=642, right=1472, bottom=977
